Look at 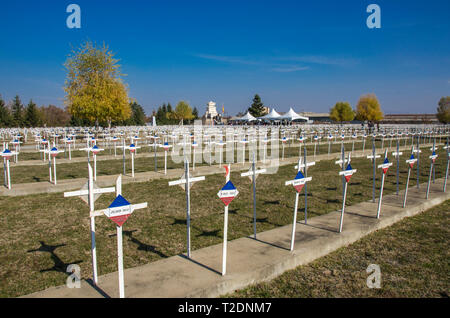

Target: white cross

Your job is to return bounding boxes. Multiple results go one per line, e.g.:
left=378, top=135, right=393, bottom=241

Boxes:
left=64, top=164, right=117, bottom=285
left=1, top=145, right=18, bottom=190
left=40, top=143, right=64, bottom=184
left=335, top=157, right=351, bottom=165
left=376, top=150, right=391, bottom=218
left=90, top=176, right=147, bottom=298
left=80, top=145, right=105, bottom=181
left=168, top=159, right=205, bottom=258
left=239, top=138, right=249, bottom=165
left=123, top=144, right=141, bottom=177
left=367, top=154, right=381, bottom=160
left=338, top=154, right=357, bottom=233
left=159, top=142, right=173, bottom=174
left=241, top=152, right=266, bottom=239
left=63, top=137, right=75, bottom=160
left=285, top=158, right=312, bottom=251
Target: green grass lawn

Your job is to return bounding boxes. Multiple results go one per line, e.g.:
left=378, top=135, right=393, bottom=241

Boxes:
left=0, top=144, right=447, bottom=297
left=226, top=200, right=450, bottom=298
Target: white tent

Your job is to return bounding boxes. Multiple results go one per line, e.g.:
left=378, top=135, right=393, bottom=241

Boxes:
left=259, top=109, right=281, bottom=120
left=235, top=112, right=257, bottom=122
left=278, top=108, right=309, bottom=121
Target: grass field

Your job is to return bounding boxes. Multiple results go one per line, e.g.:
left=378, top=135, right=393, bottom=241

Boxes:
left=0, top=144, right=447, bottom=297
left=6, top=138, right=442, bottom=184
left=226, top=200, right=450, bottom=298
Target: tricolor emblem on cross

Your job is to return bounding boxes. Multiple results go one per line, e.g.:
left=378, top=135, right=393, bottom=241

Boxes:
left=378, top=157, right=393, bottom=174
left=406, top=154, right=417, bottom=169
left=340, top=163, right=357, bottom=183
left=285, top=170, right=312, bottom=193
left=217, top=181, right=239, bottom=206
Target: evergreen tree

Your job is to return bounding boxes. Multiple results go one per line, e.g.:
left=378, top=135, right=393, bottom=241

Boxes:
left=11, top=95, right=24, bottom=127
left=25, top=99, right=41, bottom=127
left=248, top=94, right=265, bottom=117
left=166, top=103, right=174, bottom=124
left=161, top=103, right=168, bottom=124
left=130, top=101, right=146, bottom=126
left=156, top=104, right=166, bottom=125
left=0, top=95, right=12, bottom=127
left=192, top=107, right=199, bottom=120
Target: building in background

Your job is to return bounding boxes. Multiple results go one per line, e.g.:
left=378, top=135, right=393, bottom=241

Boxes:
left=298, top=112, right=331, bottom=123
left=381, top=114, right=438, bottom=124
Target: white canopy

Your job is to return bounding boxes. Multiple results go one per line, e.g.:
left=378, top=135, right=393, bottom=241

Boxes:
left=278, top=108, right=309, bottom=121
left=235, top=112, right=257, bottom=122
left=259, top=109, right=281, bottom=120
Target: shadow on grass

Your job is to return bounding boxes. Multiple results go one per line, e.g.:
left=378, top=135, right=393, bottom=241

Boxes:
left=263, top=200, right=280, bottom=205
left=171, top=218, right=187, bottom=226
left=109, top=230, right=168, bottom=258
left=197, top=229, right=220, bottom=238
left=252, top=217, right=269, bottom=224
left=27, top=241, right=83, bottom=274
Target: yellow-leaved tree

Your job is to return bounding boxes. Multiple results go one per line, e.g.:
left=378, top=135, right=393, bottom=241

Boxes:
left=355, top=93, right=384, bottom=125
left=64, top=41, right=131, bottom=127
left=168, top=101, right=194, bottom=125
left=329, top=102, right=355, bottom=122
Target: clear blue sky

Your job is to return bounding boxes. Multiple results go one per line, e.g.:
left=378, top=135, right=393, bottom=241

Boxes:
left=0, top=0, right=449, bottom=116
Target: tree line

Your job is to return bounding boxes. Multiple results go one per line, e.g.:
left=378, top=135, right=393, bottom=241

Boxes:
left=154, top=101, right=199, bottom=125
left=0, top=94, right=149, bottom=128
left=330, top=94, right=450, bottom=125
left=329, top=93, right=384, bottom=126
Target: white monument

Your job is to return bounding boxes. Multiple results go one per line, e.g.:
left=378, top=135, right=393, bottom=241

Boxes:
left=205, top=101, right=218, bottom=118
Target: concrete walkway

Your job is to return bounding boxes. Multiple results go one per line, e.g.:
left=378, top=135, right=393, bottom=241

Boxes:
left=1, top=141, right=440, bottom=196
left=22, top=178, right=449, bottom=298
